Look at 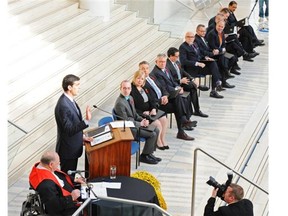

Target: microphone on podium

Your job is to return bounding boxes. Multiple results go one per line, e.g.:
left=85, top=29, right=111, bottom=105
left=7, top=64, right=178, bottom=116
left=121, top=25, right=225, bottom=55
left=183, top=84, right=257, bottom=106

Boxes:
left=93, top=105, right=126, bottom=132
left=67, top=170, right=86, bottom=175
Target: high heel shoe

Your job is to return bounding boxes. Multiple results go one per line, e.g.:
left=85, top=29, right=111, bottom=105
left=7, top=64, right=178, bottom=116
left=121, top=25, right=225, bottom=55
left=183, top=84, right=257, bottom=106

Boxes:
left=164, top=145, right=169, bottom=149
left=157, top=146, right=166, bottom=150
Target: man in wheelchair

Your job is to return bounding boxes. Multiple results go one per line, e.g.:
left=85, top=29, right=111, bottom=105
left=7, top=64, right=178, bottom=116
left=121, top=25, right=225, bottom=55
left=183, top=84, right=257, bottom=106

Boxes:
left=28, top=151, right=85, bottom=215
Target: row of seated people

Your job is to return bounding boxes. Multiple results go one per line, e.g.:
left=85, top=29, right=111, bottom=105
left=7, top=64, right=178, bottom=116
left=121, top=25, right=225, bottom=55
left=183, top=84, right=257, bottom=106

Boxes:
left=112, top=46, right=218, bottom=163
left=112, top=3, right=265, bottom=164
left=180, top=4, right=264, bottom=99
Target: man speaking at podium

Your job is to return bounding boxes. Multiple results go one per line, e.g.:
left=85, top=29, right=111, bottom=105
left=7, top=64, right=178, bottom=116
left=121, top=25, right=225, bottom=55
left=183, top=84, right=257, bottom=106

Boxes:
left=55, top=74, right=93, bottom=174
left=114, top=80, right=162, bottom=165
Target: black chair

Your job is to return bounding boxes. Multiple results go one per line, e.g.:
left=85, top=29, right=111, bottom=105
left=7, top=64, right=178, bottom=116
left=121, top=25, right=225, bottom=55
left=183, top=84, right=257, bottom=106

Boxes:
left=196, top=74, right=211, bottom=96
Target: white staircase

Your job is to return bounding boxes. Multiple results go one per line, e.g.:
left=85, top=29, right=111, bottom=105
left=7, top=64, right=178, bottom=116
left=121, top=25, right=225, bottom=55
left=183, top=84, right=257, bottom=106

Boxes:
left=7, top=0, right=182, bottom=186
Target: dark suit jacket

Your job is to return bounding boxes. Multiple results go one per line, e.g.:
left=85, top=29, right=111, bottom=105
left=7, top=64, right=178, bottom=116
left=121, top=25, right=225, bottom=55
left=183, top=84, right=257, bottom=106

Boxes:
left=150, top=65, right=180, bottom=94
left=145, top=75, right=169, bottom=99
left=208, top=16, right=216, bottom=27
left=204, top=197, right=254, bottom=216
left=130, top=83, right=158, bottom=114
left=54, top=94, right=88, bottom=159
left=151, top=64, right=193, bottom=119
left=166, top=58, right=193, bottom=84
left=206, top=21, right=216, bottom=36
left=227, top=11, right=238, bottom=27
left=144, top=76, right=176, bottom=114
left=179, top=41, right=203, bottom=76
left=195, top=34, right=214, bottom=58
left=206, top=28, right=226, bottom=53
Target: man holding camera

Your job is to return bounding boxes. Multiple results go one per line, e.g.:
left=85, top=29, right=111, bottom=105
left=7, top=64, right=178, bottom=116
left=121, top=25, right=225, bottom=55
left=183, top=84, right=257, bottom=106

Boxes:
left=204, top=183, right=254, bottom=216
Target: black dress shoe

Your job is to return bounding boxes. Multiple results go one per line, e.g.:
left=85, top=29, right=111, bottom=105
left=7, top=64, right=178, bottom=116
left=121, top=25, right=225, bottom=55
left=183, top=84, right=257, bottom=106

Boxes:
left=186, top=120, right=197, bottom=127
left=223, top=82, right=235, bottom=88
left=255, top=40, right=265, bottom=46
left=226, top=73, right=235, bottom=79
left=210, top=90, right=224, bottom=99
left=252, top=50, right=260, bottom=56
left=182, top=125, right=194, bottom=131
left=233, top=64, right=241, bottom=70
left=176, top=131, right=195, bottom=140
left=140, top=154, right=158, bottom=164
left=198, top=85, right=209, bottom=91
left=216, top=85, right=225, bottom=92
left=230, top=69, right=241, bottom=75
left=164, top=145, right=169, bottom=149
left=157, top=146, right=166, bottom=150
left=249, top=52, right=258, bottom=58
left=243, top=55, right=254, bottom=62
left=194, top=110, right=209, bottom=118
left=149, top=154, right=162, bottom=162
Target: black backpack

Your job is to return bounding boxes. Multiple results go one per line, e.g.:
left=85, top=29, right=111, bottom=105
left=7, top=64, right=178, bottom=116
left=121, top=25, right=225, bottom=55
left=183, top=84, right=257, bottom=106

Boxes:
left=20, top=190, right=47, bottom=216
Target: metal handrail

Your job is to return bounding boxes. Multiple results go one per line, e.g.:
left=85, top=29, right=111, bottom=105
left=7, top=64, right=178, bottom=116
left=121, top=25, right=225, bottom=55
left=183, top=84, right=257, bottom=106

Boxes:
left=8, top=120, right=28, bottom=134
left=191, top=147, right=269, bottom=216
left=72, top=196, right=172, bottom=216
left=72, top=198, right=91, bottom=216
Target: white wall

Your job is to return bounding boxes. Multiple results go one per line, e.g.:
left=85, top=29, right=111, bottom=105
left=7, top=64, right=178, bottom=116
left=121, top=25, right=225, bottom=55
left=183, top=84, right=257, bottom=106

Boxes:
left=79, top=0, right=110, bottom=21
left=116, top=0, right=182, bottom=24
left=153, top=0, right=182, bottom=24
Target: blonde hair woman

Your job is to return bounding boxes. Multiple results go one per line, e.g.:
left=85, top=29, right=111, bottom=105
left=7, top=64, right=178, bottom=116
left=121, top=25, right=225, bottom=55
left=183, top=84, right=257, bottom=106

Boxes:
left=131, top=70, right=169, bottom=150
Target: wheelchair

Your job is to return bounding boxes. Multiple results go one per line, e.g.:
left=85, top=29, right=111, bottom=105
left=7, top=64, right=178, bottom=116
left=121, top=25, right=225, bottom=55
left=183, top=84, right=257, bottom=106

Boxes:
left=20, top=189, right=47, bottom=216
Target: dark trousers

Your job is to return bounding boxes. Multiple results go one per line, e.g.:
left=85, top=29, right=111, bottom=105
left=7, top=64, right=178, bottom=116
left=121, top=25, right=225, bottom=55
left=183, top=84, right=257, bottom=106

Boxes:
left=130, top=127, right=158, bottom=155
left=242, top=25, right=259, bottom=43
left=198, top=61, right=221, bottom=89
left=238, top=28, right=254, bottom=53
left=60, top=158, right=78, bottom=175
left=226, top=39, right=245, bottom=57
left=182, top=84, right=200, bottom=113
left=215, top=54, right=237, bottom=83
left=159, top=94, right=189, bottom=133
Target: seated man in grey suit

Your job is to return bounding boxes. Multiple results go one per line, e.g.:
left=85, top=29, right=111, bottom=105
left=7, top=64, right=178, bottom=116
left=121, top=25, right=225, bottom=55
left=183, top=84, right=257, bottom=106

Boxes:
left=114, top=80, right=162, bottom=165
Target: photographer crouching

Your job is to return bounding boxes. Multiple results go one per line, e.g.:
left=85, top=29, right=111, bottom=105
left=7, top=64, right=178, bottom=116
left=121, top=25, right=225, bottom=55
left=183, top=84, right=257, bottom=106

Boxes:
left=204, top=183, right=254, bottom=216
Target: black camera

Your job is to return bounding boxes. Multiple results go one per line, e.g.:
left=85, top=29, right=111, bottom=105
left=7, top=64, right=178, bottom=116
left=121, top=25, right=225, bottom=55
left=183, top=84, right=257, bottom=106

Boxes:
left=206, top=171, right=233, bottom=199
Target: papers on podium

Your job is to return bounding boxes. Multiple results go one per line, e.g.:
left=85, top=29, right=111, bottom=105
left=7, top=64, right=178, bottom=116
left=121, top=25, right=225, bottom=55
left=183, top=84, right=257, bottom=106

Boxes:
left=87, top=125, right=114, bottom=146
left=87, top=125, right=111, bottom=138
left=81, top=182, right=122, bottom=199
left=91, top=132, right=113, bottom=146
left=110, top=120, right=135, bottom=128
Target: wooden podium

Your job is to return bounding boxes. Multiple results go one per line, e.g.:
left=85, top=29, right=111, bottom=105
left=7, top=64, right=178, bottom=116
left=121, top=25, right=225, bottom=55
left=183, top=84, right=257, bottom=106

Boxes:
left=85, top=127, right=134, bottom=180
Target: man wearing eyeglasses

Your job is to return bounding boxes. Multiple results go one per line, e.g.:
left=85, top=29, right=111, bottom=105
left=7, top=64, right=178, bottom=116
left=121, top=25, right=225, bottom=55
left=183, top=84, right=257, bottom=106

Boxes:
left=179, top=32, right=224, bottom=99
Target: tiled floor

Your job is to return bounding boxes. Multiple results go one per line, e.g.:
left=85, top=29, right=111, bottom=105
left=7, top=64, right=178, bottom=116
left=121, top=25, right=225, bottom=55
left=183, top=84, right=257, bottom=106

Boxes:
left=7, top=0, right=269, bottom=215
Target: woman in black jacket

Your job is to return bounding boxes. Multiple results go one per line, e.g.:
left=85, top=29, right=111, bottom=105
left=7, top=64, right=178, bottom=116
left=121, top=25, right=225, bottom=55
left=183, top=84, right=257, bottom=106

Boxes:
left=131, top=70, right=169, bottom=150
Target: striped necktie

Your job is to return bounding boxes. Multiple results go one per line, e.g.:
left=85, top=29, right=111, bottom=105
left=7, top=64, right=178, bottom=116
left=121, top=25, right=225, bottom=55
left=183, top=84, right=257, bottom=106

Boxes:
left=146, top=77, right=162, bottom=99
left=173, top=62, right=181, bottom=80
